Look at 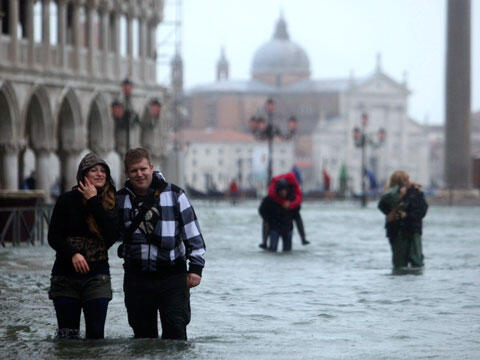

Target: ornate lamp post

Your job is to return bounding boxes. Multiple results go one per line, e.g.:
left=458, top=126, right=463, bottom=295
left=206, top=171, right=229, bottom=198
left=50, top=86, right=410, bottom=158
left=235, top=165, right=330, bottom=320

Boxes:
left=111, top=78, right=139, bottom=154
left=249, top=98, right=297, bottom=182
left=352, top=113, right=386, bottom=207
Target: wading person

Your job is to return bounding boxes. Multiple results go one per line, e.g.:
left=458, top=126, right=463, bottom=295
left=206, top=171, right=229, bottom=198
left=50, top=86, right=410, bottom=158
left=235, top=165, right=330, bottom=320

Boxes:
left=260, top=172, right=309, bottom=249
left=117, top=148, right=206, bottom=340
left=378, top=170, right=428, bottom=271
left=48, top=153, right=118, bottom=339
left=259, top=179, right=294, bottom=252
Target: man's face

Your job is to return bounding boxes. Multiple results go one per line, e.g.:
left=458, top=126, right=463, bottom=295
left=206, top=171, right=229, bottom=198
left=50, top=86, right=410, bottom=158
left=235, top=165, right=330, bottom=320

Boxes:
left=126, top=158, right=153, bottom=194
left=278, top=189, right=288, bottom=198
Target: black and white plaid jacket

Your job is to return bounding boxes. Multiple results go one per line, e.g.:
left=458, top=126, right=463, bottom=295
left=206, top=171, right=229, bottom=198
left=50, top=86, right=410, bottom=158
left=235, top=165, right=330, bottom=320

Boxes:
left=117, top=172, right=205, bottom=276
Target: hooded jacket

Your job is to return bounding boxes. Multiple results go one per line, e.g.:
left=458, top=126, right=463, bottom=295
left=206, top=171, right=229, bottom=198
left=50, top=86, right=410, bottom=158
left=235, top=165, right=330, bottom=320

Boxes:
left=268, top=172, right=302, bottom=210
left=48, top=153, right=118, bottom=275
left=117, top=172, right=206, bottom=276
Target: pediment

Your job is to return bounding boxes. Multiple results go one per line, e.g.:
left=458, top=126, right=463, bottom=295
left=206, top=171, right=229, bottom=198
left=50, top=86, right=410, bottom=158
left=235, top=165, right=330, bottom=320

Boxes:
left=352, top=72, right=408, bottom=96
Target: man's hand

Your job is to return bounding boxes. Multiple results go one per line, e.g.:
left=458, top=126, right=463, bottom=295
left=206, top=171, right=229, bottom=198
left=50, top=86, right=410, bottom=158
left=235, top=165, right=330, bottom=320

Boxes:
left=72, top=253, right=90, bottom=273
left=78, top=177, right=97, bottom=200
left=186, top=273, right=201, bottom=288
left=282, top=201, right=290, bottom=209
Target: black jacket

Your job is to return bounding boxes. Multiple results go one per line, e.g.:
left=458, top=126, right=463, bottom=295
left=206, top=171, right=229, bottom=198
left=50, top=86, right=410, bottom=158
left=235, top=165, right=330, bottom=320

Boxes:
left=378, top=186, right=428, bottom=238
left=48, top=190, right=119, bottom=275
left=259, top=196, right=294, bottom=234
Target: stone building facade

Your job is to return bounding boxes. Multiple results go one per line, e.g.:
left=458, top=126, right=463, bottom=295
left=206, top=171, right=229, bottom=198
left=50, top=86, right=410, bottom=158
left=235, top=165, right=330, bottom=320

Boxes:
left=186, top=15, right=430, bottom=192
left=180, top=128, right=294, bottom=193
left=0, top=0, right=169, bottom=199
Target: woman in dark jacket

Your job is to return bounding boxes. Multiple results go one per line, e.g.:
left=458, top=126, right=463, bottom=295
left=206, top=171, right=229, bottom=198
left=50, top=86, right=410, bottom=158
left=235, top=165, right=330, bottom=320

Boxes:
left=48, top=153, right=118, bottom=339
left=378, top=170, right=428, bottom=271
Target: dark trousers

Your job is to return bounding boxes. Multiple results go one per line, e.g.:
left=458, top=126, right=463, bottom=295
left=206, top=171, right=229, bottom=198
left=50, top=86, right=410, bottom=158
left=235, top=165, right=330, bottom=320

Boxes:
left=124, top=271, right=190, bottom=340
left=53, top=297, right=109, bottom=339
left=389, top=231, right=424, bottom=269
left=262, top=211, right=306, bottom=247
left=269, top=230, right=293, bottom=252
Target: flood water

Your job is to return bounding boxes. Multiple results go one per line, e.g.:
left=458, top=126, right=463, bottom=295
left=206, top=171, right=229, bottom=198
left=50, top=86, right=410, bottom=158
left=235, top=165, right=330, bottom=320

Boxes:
left=1, top=200, right=479, bottom=359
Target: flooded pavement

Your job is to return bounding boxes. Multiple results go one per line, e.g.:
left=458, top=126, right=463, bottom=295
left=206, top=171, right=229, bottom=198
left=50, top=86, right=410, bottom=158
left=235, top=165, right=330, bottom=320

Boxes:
left=1, top=200, right=479, bottom=359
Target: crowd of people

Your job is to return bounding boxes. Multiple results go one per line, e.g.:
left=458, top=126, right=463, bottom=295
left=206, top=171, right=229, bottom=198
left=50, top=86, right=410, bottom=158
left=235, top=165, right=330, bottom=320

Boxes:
left=46, top=148, right=427, bottom=340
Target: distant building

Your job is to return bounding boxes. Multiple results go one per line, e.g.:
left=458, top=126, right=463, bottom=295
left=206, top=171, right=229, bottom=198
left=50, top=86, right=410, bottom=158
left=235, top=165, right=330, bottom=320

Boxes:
left=427, top=110, right=480, bottom=189
left=0, top=0, right=168, bottom=199
left=179, top=128, right=293, bottom=193
left=186, top=15, right=430, bottom=191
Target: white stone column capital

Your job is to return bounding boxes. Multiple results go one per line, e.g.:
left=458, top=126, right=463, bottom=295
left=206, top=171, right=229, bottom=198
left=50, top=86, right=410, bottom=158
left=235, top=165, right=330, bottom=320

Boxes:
left=0, top=142, right=23, bottom=155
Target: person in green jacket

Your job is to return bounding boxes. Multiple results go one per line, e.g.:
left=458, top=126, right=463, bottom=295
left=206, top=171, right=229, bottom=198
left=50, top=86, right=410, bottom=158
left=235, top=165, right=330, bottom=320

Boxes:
left=378, top=170, right=428, bottom=271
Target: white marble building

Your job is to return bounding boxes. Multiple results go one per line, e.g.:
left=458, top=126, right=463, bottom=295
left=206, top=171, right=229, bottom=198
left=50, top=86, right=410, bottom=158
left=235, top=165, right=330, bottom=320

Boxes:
left=180, top=128, right=294, bottom=193
left=0, top=0, right=169, bottom=200
left=313, top=61, right=430, bottom=193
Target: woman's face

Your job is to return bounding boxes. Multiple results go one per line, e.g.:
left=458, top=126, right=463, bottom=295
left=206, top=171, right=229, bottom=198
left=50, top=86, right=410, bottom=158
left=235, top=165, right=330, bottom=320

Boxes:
left=85, top=165, right=107, bottom=189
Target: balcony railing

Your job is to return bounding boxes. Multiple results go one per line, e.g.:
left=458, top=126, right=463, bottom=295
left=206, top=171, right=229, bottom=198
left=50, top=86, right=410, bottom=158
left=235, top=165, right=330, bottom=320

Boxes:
left=0, top=35, right=157, bottom=84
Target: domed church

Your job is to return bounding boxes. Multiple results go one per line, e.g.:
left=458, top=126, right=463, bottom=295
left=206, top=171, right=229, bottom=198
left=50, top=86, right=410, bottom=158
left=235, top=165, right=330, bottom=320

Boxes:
left=185, top=15, right=430, bottom=192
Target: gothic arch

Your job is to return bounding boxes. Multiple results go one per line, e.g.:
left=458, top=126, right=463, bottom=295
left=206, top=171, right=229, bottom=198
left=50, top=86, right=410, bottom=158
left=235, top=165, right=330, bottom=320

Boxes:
left=87, top=92, right=114, bottom=154
left=55, top=88, right=84, bottom=153
left=23, top=85, right=54, bottom=151
left=0, top=80, right=20, bottom=145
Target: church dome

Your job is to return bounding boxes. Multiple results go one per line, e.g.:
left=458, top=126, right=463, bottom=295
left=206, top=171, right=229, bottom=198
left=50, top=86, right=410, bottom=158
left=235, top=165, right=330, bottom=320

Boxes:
left=251, top=16, right=310, bottom=80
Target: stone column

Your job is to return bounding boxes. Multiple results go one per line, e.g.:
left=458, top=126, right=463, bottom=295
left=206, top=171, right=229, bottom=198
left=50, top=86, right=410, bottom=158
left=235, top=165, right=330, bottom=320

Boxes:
left=26, top=0, right=34, bottom=67
left=445, top=0, right=471, bottom=189
left=86, top=1, right=95, bottom=75
left=100, top=8, right=110, bottom=78
left=57, top=0, right=66, bottom=69
left=112, top=11, right=120, bottom=79
left=9, top=0, right=19, bottom=65
left=0, top=145, right=20, bottom=190
left=72, top=2, right=80, bottom=71
left=42, top=0, right=51, bottom=68
left=139, top=17, right=147, bottom=81
left=126, top=15, right=133, bottom=76
left=150, top=23, right=157, bottom=82
left=60, top=150, right=80, bottom=190
left=35, top=149, right=52, bottom=199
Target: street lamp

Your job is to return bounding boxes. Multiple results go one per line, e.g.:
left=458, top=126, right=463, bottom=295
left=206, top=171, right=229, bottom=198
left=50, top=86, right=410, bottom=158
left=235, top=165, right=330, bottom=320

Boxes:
left=249, top=98, right=297, bottom=182
left=111, top=78, right=139, bottom=154
left=352, top=112, right=386, bottom=207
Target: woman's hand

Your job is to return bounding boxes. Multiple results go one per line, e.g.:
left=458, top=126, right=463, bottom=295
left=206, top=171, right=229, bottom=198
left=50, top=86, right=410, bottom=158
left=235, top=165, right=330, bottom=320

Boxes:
left=78, top=177, right=97, bottom=200
left=72, top=253, right=90, bottom=273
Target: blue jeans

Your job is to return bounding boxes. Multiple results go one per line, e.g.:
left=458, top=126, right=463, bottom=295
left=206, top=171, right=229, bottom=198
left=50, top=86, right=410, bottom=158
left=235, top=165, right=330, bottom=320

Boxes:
left=269, top=230, right=293, bottom=252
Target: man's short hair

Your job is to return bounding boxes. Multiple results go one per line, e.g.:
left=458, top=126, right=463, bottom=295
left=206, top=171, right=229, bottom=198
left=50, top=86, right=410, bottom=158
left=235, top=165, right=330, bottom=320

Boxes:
left=124, top=148, right=151, bottom=171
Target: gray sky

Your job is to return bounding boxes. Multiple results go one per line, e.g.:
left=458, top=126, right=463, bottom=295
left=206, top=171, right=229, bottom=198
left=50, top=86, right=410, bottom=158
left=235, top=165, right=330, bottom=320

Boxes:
left=159, top=0, right=480, bottom=125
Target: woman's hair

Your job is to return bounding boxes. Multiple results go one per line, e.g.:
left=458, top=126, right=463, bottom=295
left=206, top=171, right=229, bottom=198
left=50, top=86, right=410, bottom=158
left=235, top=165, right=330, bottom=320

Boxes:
left=388, top=170, right=421, bottom=190
left=388, top=170, right=409, bottom=188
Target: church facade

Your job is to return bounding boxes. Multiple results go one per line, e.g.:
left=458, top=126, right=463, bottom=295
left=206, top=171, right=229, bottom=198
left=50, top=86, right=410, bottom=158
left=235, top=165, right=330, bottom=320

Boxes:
left=186, top=16, right=430, bottom=193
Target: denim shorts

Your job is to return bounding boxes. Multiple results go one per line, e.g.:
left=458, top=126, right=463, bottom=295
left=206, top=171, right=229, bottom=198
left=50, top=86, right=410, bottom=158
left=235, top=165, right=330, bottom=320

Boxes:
left=49, top=274, right=112, bottom=302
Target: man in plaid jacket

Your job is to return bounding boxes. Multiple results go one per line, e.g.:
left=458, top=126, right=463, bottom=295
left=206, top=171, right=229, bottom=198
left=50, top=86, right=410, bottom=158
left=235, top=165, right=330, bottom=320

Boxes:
left=117, top=148, right=206, bottom=340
